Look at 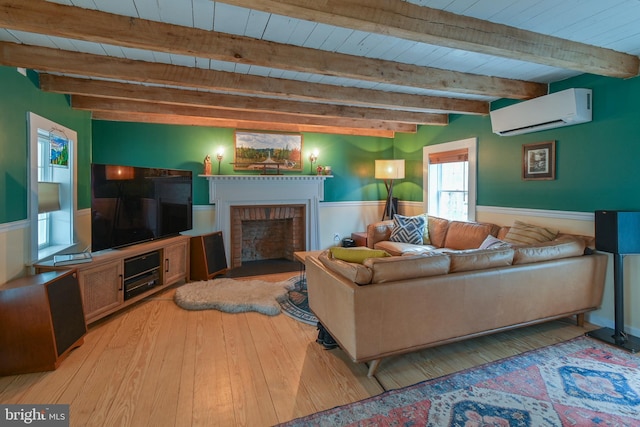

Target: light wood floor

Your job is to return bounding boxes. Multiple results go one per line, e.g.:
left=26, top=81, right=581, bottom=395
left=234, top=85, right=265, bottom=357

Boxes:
left=0, top=272, right=598, bottom=426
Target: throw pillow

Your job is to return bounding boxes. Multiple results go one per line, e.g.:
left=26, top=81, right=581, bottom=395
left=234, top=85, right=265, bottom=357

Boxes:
left=389, top=214, right=426, bottom=245
left=478, top=235, right=511, bottom=249
left=329, top=246, right=389, bottom=264
left=503, top=220, right=558, bottom=245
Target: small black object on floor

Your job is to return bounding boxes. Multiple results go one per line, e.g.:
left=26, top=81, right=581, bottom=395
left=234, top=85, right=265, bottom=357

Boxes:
left=224, top=258, right=301, bottom=278
left=316, top=322, right=339, bottom=349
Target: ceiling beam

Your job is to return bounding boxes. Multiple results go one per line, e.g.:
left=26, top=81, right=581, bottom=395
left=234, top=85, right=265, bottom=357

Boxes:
left=0, top=0, right=545, bottom=99
left=92, top=111, right=397, bottom=138
left=39, top=75, right=449, bottom=125
left=71, top=96, right=418, bottom=133
left=0, top=42, right=485, bottom=114
left=221, top=0, right=640, bottom=78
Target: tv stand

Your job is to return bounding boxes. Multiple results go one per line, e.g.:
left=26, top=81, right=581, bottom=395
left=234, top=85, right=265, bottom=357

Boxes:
left=35, top=235, right=189, bottom=324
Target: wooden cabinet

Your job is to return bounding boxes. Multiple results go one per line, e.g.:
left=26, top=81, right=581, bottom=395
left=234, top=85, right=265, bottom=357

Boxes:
left=164, top=239, right=189, bottom=285
left=36, top=235, right=190, bottom=324
left=0, top=270, right=87, bottom=376
left=78, top=259, right=123, bottom=324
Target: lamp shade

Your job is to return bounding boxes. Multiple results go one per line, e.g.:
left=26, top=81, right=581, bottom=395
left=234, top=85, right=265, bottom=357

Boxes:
left=375, top=159, right=405, bottom=180
left=38, top=182, right=61, bottom=213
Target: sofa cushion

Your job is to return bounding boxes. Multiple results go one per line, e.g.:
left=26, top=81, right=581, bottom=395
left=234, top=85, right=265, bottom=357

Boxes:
left=427, top=215, right=450, bottom=248
left=329, top=246, right=389, bottom=264
left=446, top=247, right=515, bottom=273
left=497, top=226, right=510, bottom=240
left=513, top=236, right=586, bottom=265
left=389, top=214, right=426, bottom=245
left=374, top=240, right=437, bottom=256
left=319, top=251, right=373, bottom=285
left=443, top=221, right=498, bottom=250
left=503, top=220, right=558, bottom=245
left=364, top=252, right=450, bottom=284
left=366, top=220, right=394, bottom=248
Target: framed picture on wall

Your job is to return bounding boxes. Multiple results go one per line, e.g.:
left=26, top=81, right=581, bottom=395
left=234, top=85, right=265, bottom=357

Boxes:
left=50, top=133, right=69, bottom=168
left=522, top=140, right=555, bottom=180
left=234, top=131, right=303, bottom=172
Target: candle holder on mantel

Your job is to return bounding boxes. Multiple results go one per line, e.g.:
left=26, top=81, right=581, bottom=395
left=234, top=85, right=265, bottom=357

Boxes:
left=309, top=150, right=319, bottom=174
left=216, top=149, right=224, bottom=175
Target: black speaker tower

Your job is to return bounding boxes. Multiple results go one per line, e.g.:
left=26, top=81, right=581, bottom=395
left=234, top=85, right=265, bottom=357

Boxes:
left=588, top=210, right=640, bottom=352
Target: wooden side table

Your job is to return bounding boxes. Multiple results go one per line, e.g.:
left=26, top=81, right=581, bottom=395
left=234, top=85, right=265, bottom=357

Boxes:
left=351, top=232, right=368, bottom=247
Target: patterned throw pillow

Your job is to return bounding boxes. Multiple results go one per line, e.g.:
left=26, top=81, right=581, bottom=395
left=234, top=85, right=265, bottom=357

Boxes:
left=503, top=220, right=558, bottom=245
left=389, top=214, right=426, bottom=245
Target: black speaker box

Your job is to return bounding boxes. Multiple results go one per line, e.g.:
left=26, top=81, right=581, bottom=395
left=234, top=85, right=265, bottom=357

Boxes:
left=190, top=231, right=228, bottom=280
left=595, top=210, right=640, bottom=254
left=0, top=270, right=86, bottom=375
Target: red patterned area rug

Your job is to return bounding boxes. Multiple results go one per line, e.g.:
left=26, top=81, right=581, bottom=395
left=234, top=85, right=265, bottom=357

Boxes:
left=280, top=336, right=640, bottom=426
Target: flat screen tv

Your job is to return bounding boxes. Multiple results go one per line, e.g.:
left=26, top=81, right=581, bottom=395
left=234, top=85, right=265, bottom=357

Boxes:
left=91, top=164, right=193, bottom=252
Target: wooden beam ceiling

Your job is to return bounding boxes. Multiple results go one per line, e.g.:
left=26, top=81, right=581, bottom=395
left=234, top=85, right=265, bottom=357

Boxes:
left=1, top=0, right=636, bottom=136
left=221, top=0, right=640, bottom=78
left=92, top=111, right=397, bottom=138
left=0, top=0, right=545, bottom=99
left=71, top=96, right=419, bottom=133
left=0, top=41, right=481, bottom=116
left=39, top=75, right=449, bottom=125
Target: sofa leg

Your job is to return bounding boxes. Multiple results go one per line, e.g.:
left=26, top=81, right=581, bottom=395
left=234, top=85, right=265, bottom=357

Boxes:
left=367, top=359, right=381, bottom=377
left=576, top=313, right=585, bottom=327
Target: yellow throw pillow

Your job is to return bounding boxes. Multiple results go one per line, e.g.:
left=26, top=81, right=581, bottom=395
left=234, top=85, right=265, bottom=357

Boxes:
left=503, top=220, right=558, bottom=245
left=329, top=246, right=390, bottom=264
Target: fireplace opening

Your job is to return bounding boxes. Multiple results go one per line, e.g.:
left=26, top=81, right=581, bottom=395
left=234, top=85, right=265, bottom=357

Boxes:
left=230, top=204, right=305, bottom=268
left=242, top=218, right=292, bottom=262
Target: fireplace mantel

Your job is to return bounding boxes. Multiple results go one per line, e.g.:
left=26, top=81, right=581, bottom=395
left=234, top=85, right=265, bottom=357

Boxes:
left=202, top=174, right=332, bottom=261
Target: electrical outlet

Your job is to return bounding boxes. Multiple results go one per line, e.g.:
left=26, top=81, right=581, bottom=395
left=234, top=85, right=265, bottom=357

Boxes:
left=333, top=233, right=341, bottom=242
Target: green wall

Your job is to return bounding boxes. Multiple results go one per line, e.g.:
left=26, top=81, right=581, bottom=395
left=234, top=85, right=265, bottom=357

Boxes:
left=91, top=121, right=393, bottom=204
left=0, top=66, right=92, bottom=224
left=395, top=73, right=640, bottom=212
left=3, top=63, right=640, bottom=225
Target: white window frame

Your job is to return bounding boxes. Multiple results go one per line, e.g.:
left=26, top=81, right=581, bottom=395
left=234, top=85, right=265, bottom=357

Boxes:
left=28, top=113, right=78, bottom=263
left=423, top=137, right=477, bottom=221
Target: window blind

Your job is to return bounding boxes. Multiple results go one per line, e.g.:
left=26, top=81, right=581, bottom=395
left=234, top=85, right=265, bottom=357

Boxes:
left=428, top=148, right=468, bottom=164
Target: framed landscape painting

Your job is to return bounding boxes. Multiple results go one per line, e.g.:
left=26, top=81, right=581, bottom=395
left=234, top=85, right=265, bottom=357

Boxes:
left=234, top=131, right=303, bottom=172
left=522, top=140, right=555, bottom=180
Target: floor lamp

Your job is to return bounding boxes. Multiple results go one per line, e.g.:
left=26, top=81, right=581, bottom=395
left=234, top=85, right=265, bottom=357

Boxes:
left=375, top=159, right=405, bottom=221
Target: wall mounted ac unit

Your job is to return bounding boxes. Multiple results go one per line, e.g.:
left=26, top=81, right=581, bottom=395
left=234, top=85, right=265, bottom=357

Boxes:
left=490, top=88, right=592, bottom=136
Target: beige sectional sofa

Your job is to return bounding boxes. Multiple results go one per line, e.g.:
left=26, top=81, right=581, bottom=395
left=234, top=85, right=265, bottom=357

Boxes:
left=306, top=216, right=608, bottom=376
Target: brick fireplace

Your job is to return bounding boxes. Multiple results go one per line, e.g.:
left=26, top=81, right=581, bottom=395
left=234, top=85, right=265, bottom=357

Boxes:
left=230, top=204, right=305, bottom=268
left=204, top=175, right=331, bottom=265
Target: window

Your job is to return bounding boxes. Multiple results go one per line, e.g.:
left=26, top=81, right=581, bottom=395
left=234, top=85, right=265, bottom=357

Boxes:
left=423, top=138, right=477, bottom=221
left=29, top=113, right=77, bottom=262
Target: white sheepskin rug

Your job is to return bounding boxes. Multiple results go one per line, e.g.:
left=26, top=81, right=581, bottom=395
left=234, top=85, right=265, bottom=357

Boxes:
left=174, top=278, right=295, bottom=315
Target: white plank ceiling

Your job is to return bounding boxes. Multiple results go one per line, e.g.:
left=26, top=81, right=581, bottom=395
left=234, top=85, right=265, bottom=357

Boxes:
left=1, top=0, right=639, bottom=136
